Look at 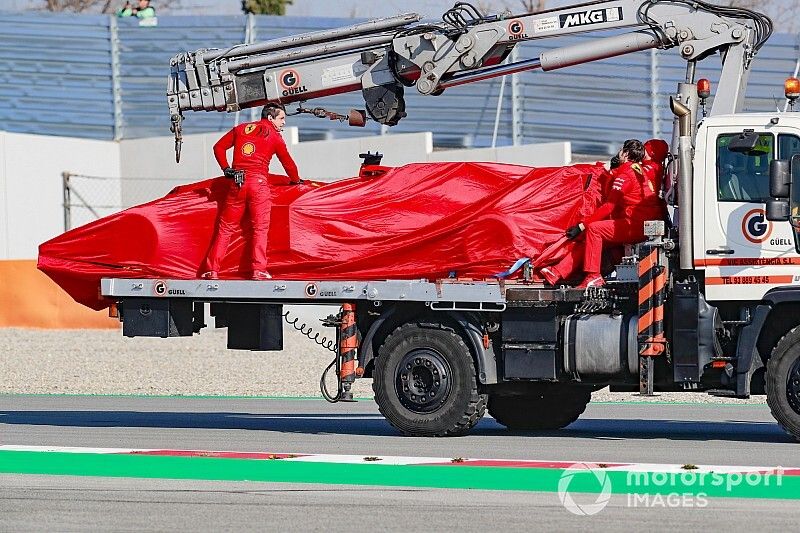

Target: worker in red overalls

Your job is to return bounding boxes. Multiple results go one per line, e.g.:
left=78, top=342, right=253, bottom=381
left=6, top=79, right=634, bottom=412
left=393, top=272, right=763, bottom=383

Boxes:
left=201, top=103, right=301, bottom=280
left=539, top=139, right=664, bottom=288
left=642, top=138, right=670, bottom=199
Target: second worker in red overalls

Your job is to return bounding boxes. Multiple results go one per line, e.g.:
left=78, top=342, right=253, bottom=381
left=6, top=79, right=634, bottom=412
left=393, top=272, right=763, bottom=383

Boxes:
left=202, top=103, right=301, bottom=280
left=539, top=139, right=665, bottom=288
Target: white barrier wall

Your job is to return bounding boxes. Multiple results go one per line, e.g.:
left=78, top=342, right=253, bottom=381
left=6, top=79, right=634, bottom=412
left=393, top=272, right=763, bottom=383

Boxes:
left=273, top=132, right=435, bottom=180
left=119, top=128, right=301, bottom=206
left=0, top=127, right=571, bottom=260
left=0, top=131, right=119, bottom=259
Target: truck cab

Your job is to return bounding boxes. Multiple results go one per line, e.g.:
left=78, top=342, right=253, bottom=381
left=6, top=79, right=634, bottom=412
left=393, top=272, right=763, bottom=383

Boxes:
left=694, top=113, right=800, bottom=302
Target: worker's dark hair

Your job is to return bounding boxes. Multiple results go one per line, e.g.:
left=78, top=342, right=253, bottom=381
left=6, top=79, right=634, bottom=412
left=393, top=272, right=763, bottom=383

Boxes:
left=621, top=139, right=645, bottom=163
left=262, top=103, right=286, bottom=120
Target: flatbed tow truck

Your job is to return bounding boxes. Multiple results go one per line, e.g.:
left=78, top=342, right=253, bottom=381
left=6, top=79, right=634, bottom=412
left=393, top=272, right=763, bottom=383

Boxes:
left=104, top=0, right=800, bottom=438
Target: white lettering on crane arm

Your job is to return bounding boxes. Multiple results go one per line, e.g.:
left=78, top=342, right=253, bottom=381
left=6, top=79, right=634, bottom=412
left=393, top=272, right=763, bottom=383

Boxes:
left=560, top=7, right=622, bottom=29
left=532, top=17, right=559, bottom=34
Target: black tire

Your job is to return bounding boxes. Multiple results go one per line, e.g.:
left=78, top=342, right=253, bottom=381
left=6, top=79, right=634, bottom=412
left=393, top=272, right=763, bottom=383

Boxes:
left=488, top=386, right=591, bottom=430
left=766, top=326, right=800, bottom=440
left=373, top=324, right=486, bottom=437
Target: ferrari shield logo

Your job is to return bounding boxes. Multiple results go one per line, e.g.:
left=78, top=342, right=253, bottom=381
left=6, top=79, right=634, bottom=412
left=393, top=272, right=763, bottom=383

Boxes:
left=244, top=123, right=258, bottom=135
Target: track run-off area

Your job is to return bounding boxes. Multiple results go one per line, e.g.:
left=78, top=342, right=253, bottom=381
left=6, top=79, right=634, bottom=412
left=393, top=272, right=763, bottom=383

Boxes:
left=1, top=395, right=798, bottom=529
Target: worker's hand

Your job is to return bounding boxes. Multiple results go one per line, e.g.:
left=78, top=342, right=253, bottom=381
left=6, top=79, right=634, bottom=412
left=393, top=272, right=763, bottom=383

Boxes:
left=565, top=223, right=585, bottom=240
left=223, top=168, right=245, bottom=187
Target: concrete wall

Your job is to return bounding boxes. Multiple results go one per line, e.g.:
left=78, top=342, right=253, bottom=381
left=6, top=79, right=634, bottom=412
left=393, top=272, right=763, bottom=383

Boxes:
left=0, top=127, right=571, bottom=260
left=0, top=131, right=119, bottom=259
left=429, top=142, right=572, bottom=167
left=272, top=132, right=435, bottom=180
left=277, top=135, right=571, bottom=180
left=121, top=129, right=570, bottom=192
left=119, top=127, right=301, bottom=206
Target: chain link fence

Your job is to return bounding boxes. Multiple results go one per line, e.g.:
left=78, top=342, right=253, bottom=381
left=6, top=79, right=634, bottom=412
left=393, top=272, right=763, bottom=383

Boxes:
left=61, top=172, right=185, bottom=231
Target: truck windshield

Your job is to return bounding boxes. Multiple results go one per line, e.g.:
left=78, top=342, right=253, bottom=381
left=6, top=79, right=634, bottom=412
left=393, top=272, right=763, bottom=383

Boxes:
left=717, top=133, right=773, bottom=202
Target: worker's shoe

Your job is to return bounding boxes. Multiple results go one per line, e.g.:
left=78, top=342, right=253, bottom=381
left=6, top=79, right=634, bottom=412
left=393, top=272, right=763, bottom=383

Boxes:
left=539, top=267, right=560, bottom=286
left=200, top=271, right=219, bottom=280
left=577, top=274, right=605, bottom=288
left=252, top=270, right=273, bottom=280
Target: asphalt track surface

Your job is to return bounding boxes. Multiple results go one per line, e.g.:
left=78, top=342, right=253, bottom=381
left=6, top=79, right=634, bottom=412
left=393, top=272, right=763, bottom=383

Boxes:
left=1, top=396, right=798, bottom=531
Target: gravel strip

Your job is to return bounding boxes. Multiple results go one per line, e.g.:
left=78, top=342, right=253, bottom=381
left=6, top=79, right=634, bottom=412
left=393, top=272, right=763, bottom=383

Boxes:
left=0, top=327, right=765, bottom=404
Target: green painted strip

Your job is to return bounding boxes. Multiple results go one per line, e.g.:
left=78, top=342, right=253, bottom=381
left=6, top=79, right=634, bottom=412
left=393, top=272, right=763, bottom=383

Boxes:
left=0, top=451, right=796, bottom=499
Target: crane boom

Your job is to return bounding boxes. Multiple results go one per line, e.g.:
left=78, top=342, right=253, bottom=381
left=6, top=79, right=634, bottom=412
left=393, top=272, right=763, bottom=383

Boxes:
left=167, top=0, right=771, bottom=161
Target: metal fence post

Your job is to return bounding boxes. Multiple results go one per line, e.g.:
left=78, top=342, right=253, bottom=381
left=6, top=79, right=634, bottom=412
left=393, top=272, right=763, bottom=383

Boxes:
left=109, top=16, right=123, bottom=141
left=650, top=48, right=660, bottom=139
left=491, top=58, right=508, bottom=148
left=510, top=46, right=523, bottom=146
left=62, top=172, right=72, bottom=231
left=784, top=34, right=800, bottom=112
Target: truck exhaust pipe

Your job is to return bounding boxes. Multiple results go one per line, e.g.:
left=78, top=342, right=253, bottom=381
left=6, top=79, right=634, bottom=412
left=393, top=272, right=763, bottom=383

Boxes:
left=671, top=96, right=694, bottom=270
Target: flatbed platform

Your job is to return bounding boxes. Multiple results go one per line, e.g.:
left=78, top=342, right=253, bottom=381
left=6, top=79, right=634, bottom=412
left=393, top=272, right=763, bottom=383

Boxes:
left=100, top=278, right=589, bottom=309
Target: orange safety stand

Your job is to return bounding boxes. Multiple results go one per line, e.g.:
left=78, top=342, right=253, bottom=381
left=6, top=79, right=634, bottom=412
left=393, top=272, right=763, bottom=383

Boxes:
left=637, top=236, right=669, bottom=396
left=338, top=303, right=358, bottom=401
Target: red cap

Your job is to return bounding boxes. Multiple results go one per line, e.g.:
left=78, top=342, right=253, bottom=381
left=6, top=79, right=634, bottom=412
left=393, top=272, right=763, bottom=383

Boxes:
left=644, top=139, right=669, bottom=162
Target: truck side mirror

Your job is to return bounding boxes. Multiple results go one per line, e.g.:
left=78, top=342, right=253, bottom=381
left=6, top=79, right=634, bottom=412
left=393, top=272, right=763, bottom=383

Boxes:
left=770, top=159, right=790, bottom=198
left=766, top=200, right=790, bottom=221
left=766, top=157, right=796, bottom=222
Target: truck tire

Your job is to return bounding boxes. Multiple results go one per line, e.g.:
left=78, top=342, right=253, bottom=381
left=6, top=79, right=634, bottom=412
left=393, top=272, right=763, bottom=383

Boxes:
left=488, top=387, right=591, bottom=430
left=766, top=326, right=800, bottom=440
left=373, top=324, right=486, bottom=437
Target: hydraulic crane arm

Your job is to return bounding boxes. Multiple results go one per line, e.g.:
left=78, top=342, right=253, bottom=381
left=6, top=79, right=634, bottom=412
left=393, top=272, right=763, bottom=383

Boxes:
left=167, top=0, right=771, bottom=161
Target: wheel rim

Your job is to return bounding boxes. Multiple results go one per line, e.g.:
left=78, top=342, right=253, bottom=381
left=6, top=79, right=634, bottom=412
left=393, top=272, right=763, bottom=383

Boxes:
left=394, top=348, right=451, bottom=414
left=786, top=356, right=800, bottom=415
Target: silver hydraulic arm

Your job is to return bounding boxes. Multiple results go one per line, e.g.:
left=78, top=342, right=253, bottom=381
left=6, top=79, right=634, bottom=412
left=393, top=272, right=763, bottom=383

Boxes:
left=167, top=0, right=771, bottom=161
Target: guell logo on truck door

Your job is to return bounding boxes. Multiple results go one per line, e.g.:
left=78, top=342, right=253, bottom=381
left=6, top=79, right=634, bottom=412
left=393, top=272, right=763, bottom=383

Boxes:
left=741, top=208, right=772, bottom=244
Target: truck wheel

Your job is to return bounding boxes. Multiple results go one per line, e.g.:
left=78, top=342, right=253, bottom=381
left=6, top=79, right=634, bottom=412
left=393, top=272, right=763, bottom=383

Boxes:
left=766, top=326, right=800, bottom=440
left=488, top=387, right=591, bottom=430
left=373, top=324, right=486, bottom=437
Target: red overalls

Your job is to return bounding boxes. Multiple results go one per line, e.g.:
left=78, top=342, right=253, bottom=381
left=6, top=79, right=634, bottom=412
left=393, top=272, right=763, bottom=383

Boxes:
left=204, top=120, right=300, bottom=274
left=548, top=162, right=664, bottom=280
left=642, top=138, right=670, bottom=198
left=582, top=162, right=664, bottom=275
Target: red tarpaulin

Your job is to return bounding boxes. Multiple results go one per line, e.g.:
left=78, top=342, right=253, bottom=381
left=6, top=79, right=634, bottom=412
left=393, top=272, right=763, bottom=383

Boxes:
left=38, top=161, right=605, bottom=310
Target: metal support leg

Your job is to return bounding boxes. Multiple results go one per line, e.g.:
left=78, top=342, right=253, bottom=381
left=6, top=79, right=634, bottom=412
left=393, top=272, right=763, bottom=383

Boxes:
left=639, top=356, right=655, bottom=396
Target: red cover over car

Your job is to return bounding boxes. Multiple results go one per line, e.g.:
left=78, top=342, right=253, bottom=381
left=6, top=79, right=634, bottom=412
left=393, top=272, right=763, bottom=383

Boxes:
left=38, top=161, right=605, bottom=310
